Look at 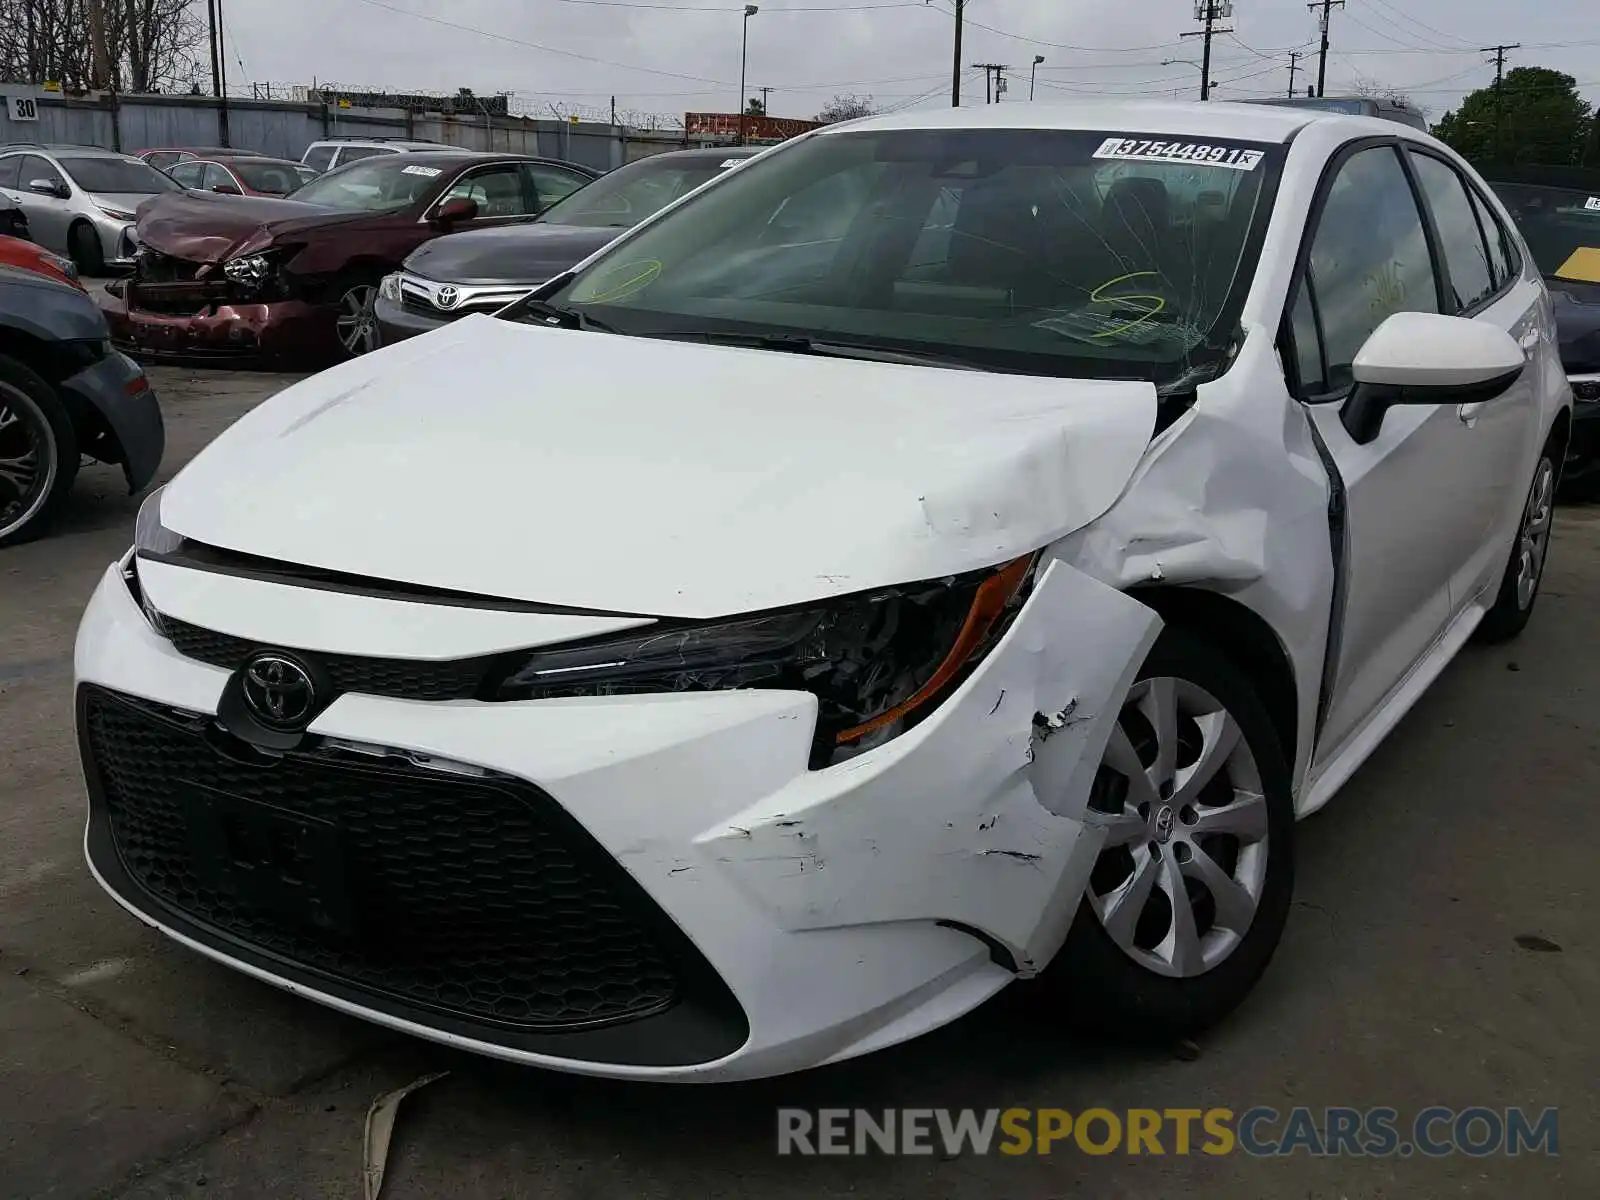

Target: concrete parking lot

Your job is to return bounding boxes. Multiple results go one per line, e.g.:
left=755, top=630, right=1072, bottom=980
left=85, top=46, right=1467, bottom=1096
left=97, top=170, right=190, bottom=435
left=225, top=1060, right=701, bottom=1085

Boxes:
left=2, top=364, right=1597, bottom=1199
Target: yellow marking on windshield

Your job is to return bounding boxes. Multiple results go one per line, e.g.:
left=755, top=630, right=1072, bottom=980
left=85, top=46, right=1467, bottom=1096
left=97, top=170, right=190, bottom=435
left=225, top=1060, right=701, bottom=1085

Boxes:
left=583, top=259, right=663, bottom=303
left=1089, top=271, right=1167, bottom=340
left=1554, top=247, right=1600, bottom=285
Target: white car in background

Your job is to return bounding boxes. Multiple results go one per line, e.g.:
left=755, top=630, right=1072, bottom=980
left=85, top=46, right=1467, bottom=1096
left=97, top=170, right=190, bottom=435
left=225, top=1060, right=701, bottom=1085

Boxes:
left=76, top=101, right=1570, bottom=1081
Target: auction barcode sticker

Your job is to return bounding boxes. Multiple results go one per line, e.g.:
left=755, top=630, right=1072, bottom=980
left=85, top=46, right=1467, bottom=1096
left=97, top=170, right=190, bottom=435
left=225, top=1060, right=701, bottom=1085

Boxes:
left=1093, top=136, right=1265, bottom=171
left=401, top=165, right=443, bottom=177
left=1586, top=196, right=1600, bottom=212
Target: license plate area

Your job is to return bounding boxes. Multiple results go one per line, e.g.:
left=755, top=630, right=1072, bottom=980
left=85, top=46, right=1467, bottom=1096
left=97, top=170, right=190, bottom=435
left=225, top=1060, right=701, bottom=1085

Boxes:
left=182, top=781, right=358, bottom=938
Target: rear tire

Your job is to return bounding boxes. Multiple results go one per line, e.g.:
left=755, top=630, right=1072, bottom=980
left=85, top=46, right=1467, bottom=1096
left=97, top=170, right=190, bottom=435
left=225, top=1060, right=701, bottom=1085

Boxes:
left=69, top=222, right=105, bottom=276
left=0, top=355, right=80, bottom=548
left=1042, top=625, right=1295, bottom=1041
left=1475, top=449, right=1556, bottom=644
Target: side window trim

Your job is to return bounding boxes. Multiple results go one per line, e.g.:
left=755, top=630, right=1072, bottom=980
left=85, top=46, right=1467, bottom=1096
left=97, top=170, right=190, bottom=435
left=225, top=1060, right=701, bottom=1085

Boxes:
left=1402, top=145, right=1517, bottom=317
left=1280, top=135, right=1409, bottom=405
left=1393, top=145, right=1456, bottom=317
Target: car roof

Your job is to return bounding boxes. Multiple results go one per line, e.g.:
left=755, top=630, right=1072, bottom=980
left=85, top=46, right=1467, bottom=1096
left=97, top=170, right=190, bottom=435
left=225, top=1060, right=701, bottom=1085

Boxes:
left=194, top=154, right=308, bottom=167
left=652, top=146, right=761, bottom=163
left=2, top=143, right=135, bottom=158
left=820, top=99, right=1328, bottom=143
left=309, top=139, right=449, bottom=150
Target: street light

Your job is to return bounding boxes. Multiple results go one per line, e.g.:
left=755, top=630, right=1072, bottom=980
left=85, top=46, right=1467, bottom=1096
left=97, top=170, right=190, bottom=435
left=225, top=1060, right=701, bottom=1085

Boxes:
left=1162, top=57, right=1211, bottom=99
left=739, top=4, right=759, bottom=146
left=1030, top=54, right=1045, bottom=101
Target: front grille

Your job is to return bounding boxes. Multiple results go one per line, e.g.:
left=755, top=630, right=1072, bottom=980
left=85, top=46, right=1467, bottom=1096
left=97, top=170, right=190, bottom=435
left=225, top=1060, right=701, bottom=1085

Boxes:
left=158, top=615, right=494, bottom=701
left=135, top=248, right=205, bottom=284
left=83, top=686, right=685, bottom=1031
left=401, top=293, right=473, bottom=322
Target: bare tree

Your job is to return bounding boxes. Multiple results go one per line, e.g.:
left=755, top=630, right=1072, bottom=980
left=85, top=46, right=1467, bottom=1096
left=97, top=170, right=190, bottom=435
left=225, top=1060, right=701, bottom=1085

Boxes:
left=814, top=93, right=877, bottom=124
left=0, top=0, right=206, bottom=92
left=1349, top=73, right=1428, bottom=120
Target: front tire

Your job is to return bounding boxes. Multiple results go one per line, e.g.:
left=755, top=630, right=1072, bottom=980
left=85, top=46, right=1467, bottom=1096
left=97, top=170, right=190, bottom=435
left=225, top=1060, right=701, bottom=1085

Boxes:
left=1475, top=450, right=1556, bottom=644
left=0, top=355, right=80, bottom=548
left=69, top=221, right=105, bottom=276
left=1044, top=625, right=1295, bottom=1040
left=333, top=276, right=382, bottom=359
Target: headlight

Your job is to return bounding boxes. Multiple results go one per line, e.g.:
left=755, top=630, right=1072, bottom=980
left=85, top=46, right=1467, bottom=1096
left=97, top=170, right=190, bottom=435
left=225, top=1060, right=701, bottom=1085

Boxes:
left=379, top=272, right=403, bottom=302
left=133, top=486, right=183, bottom=556
left=223, top=254, right=272, bottom=286
left=96, top=205, right=136, bottom=221
left=493, top=556, right=1035, bottom=766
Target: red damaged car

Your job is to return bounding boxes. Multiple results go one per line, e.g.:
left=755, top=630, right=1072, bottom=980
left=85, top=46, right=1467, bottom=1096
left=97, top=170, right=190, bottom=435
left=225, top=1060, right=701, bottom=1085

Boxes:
left=102, top=151, right=598, bottom=362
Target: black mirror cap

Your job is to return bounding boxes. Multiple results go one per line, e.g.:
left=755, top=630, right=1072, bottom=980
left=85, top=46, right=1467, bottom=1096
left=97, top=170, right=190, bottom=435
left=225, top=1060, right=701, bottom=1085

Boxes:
left=1340, top=365, right=1525, bottom=445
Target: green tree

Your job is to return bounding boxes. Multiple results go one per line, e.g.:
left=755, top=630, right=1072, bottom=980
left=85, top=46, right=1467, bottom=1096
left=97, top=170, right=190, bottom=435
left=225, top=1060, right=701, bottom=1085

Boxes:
left=1432, top=66, right=1593, bottom=167
left=744, top=97, right=765, bottom=116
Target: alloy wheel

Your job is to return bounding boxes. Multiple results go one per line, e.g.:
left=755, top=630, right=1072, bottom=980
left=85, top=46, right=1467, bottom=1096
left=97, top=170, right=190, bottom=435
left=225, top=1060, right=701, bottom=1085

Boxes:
left=1083, top=677, right=1269, bottom=979
left=336, top=284, right=380, bottom=356
left=1515, top=457, right=1555, bottom=611
left=0, top=382, right=57, bottom=542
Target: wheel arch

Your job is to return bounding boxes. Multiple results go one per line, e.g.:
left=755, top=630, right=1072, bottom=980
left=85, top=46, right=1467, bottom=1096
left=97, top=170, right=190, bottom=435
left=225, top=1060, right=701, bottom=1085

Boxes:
left=1127, top=585, right=1300, bottom=771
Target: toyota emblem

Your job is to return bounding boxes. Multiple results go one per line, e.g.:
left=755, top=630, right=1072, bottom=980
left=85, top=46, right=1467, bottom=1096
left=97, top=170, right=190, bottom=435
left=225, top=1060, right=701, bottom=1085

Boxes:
left=241, top=653, right=317, bottom=729
left=434, top=285, right=460, bottom=310
left=1152, top=804, right=1177, bottom=844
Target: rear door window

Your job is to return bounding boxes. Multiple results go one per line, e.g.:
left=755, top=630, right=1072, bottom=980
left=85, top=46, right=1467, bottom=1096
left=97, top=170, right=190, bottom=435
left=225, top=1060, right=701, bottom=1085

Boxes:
left=0, top=155, right=21, bottom=190
left=1468, top=186, right=1517, bottom=286
left=302, top=145, right=336, bottom=172
left=168, top=161, right=205, bottom=189
left=1408, top=152, right=1497, bottom=312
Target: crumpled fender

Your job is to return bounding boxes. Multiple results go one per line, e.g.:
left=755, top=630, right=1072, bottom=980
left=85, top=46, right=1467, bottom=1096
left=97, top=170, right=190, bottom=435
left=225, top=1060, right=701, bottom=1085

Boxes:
left=695, top=558, right=1161, bottom=973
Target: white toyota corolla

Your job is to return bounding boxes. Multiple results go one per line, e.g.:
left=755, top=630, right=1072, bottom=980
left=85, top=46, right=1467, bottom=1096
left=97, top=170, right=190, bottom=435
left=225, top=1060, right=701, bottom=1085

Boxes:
left=76, top=101, right=1571, bottom=1081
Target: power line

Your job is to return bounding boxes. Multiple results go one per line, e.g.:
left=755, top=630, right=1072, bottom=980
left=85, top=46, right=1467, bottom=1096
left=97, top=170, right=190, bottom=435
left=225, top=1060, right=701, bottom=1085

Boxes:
left=1365, top=0, right=1475, bottom=49
left=923, top=1, right=1187, bottom=54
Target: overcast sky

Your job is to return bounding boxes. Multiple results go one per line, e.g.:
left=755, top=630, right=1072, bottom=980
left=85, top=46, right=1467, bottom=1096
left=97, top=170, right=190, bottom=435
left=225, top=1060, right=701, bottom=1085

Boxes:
left=219, top=0, right=1600, bottom=125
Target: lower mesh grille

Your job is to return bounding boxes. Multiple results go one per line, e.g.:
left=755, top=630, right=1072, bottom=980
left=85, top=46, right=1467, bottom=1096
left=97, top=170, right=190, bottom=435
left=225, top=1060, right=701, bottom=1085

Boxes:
left=82, top=686, right=686, bottom=1032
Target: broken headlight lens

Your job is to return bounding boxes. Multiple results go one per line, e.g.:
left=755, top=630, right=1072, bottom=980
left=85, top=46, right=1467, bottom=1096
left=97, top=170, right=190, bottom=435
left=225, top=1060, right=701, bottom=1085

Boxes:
left=223, top=253, right=272, bottom=287
left=492, top=556, right=1034, bottom=766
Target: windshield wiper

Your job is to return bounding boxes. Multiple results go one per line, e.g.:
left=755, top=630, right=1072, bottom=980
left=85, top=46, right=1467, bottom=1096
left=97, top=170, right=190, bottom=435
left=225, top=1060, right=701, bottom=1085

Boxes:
left=667, top=331, right=984, bottom=372
left=511, top=298, right=619, bottom=334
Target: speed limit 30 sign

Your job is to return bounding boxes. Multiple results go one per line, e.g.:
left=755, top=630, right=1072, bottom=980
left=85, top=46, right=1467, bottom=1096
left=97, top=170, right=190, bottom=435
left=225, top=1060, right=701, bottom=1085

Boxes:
left=7, top=95, right=40, bottom=122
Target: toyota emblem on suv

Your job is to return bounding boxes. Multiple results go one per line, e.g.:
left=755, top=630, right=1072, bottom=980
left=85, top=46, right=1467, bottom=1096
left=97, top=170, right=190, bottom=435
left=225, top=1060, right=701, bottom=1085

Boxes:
left=241, top=653, right=317, bottom=729
left=434, top=285, right=460, bottom=310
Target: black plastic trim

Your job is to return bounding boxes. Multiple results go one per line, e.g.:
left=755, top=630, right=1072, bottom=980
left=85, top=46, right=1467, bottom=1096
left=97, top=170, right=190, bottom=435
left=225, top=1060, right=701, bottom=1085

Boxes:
left=77, top=684, right=751, bottom=1068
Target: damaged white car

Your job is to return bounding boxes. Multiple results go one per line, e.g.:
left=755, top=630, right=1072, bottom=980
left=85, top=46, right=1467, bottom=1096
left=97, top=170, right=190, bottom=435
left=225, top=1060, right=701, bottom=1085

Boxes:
left=76, top=101, right=1571, bottom=1081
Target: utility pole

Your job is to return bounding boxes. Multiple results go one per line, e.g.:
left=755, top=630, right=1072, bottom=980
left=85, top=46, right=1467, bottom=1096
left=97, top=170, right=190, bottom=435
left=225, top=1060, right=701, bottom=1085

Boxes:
left=1308, top=0, right=1344, bottom=99
left=206, top=0, right=230, bottom=147
left=1481, top=43, right=1521, bottom=166
left=973, top=63, right=1008, bottom=104
left=759, top=86, right=773, bottom=115
left=950, top=0, right=965, bottom=107
left=610, top=95, right=617, bottom=124
left=1181, top=2, right=1233, bottom=101
left=1287, top=49, right=1302, bottom=98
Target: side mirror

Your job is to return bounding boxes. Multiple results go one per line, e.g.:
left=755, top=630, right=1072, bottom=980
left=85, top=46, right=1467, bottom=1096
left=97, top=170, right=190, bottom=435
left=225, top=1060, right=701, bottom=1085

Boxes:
left=1341, top=312, right=1525, bottom=444
left=211, top=183, right=242, bottom=195
left=433, top=196, right=478, bottom=226
left=28, top=179, right=69, bottom=200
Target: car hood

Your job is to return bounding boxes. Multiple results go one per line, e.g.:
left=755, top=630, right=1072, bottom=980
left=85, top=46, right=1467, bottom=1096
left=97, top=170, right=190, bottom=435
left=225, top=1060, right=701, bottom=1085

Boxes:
left=133, top=189, right=359, bottom=263
left=403, top=222, right=619, bottom=285
left=1548, top=277, right=1600, bottom=374
left=159, top=315, right=1159, bottom=618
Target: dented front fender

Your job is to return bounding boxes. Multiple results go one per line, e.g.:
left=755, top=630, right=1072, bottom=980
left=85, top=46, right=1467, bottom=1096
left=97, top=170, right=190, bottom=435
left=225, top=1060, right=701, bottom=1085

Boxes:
left=695, top=559, right=1161, bottom=973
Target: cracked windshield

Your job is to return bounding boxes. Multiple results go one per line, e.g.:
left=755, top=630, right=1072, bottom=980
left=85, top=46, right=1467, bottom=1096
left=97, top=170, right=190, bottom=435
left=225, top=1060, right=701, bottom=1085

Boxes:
left=550, top=128, right=1277, bottom=380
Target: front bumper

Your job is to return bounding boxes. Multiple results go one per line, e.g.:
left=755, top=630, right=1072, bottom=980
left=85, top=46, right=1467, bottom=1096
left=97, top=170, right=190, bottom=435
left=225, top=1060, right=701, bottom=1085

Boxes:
left=60, top=351, right=164, bottom=491
left=373, top=293, right=447, bottom=346
left=90, top=214, right=138, bottom=269
left=101, top=288, right=341, bottom=363
left=75, top=553, right=1157, bottom=1080
left=1561, top=375, right=1600, bottom=494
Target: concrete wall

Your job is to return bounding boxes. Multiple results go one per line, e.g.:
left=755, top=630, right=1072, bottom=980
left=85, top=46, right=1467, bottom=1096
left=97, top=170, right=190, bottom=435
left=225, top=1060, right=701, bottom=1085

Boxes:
left=0, top=89, right=721, bottom=173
